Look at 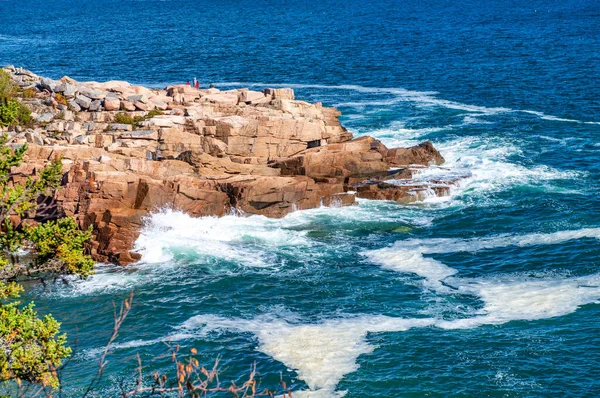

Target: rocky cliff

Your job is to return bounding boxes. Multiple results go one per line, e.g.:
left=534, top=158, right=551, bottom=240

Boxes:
left=3, top=66, right=453, bottom=264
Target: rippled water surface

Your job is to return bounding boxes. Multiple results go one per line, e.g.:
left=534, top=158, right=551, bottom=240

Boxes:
left=1, top=0, right=600, bottom=396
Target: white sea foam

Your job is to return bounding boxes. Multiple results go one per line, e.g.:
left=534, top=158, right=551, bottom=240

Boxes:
left=519, top=110, right=600, bottom=125
left=366, top=228, right=600, bottom=328
left=398, top=227, right=600, bottom=256
left=439, top=273, right=600, bottom=329
left=85, top=265, right=600, bottom=393
left=180, top=314, right=435, bottom=396
left=47, top=202, right=435, bottom=297
left=364, top=228, right=600, bottom=286
left=363, top=247, right=457, bottom=290
left=177, top=270, right=600, bottom=392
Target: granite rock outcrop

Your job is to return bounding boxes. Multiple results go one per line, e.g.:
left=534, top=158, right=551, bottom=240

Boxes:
left=3, top=66, right=454, bottom=264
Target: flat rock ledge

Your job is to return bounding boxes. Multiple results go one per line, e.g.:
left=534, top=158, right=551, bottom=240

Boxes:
left=3, top=66, right=456, bottom=264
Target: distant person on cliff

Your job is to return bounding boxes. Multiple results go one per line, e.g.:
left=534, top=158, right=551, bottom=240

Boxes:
left=186, top=81, right=190, bottom=86
left=195, top=80, right=199, bottom=89
left=193, top=77, right=197, bottom=87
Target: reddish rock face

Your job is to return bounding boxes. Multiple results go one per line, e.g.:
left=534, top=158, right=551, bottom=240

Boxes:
left=385, top=141, right=445, bottom=167
left=4, top=67, right=451, bottom=265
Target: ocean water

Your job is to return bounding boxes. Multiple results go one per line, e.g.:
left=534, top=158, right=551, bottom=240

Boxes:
left=2, top=0, right=600, bottom=396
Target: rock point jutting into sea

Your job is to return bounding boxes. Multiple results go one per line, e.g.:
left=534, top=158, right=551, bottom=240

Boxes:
left=2, top=66, right=458, bottom=265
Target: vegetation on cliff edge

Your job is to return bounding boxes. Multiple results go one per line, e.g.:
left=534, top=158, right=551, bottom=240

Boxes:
left=0, top=70, right=32, bottom=127
left=0, top=132, right=94, bottom=389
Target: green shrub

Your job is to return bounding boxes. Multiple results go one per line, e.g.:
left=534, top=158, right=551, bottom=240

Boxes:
left=0, top=100, right=32, bottom=127
left=0, top=70, right=16, bottom=103
left=114, top=112, right=135, bottom=125
left=54, top=93, right=67, bottom=105
left=0, top=134, right=95, bottom=388
left=0, top=282, right=71, bottom=388
left=16, top=101, right=31, bottom=126
left=25, top=218, right=95, bottom=277
left=0, top=101, right=18, bottom=126
left=147, top=109, right=163, bottom=118
left=19, top=88, right=37, bottom=99
left=115, top=110, right=163, bottom=127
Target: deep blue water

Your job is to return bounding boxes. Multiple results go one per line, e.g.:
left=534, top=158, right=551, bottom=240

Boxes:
left=2, top=0, right=600, bottom=396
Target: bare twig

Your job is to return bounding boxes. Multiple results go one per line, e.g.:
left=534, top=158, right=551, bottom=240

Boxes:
left=81, top=291, right=134, bottom=398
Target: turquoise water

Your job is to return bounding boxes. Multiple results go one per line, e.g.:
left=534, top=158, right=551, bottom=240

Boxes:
left=2, top=0, right=600, bottom=396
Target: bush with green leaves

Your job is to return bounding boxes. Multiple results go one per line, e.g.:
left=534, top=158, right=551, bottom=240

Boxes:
left=0, top=133, right=95, bottom=388
left=0, top=100, right=32, bottom=127
left=0, top=70, right=32, bottom=127
left=114, top=109, right=163, bottom=126
left=0, top=281, right=71, bottom=388
left=0, top=70, right=16, bottom=102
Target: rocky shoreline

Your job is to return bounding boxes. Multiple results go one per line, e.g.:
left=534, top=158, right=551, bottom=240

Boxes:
left=3, top=66, right=454, bottom=265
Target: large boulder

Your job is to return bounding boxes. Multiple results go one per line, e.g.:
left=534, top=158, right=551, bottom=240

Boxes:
left=272, top=136, right=390, bottom=180
left=263, top=88, right=295, bottom=100
left=39, top=77, right=57, bottom=92
left=385, top=141, right=445, bottom=166
left=203, top=93, right=239, bottom=105
left=103, top=97, right=121, bottom=111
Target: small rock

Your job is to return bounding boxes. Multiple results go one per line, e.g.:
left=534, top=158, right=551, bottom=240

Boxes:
left=73, top=135, right=89, bottom=145
left=40, top=77, right=57, bottom=92
left=110, top=123, right=133, bottom=131
left=203, top=93, right=239, bottom=105
left=134, top=101, right=148, bottom=111
left=120, top=101, right=136, bottom=111
left=62, top=111, right=75, bottom=121
left=24, top=131, right=44, bottom=145
left=128, top=94, right=148, bottom=104
left=60, top=76, right=78, bottom=84
left=263, top=88, right=295, bottom=100
left=68, top=100, right=81, bottom=112
left=239, top=90, right=265, bottom=103
left=75, top=95, right=92, bottom=109
left=103, top=97, right=120, bottom=111
left=79, top=86, right=106, bottom=100
left=146, top=118, right=174, bottom=127
left=55, top=83, right=77, bottom=97
left=151, top=100, right=168, bottom=110
left=119, top=130, right=158, bottom=140
left=36, top=113, right=54, bottom=123
left=89, top=100, right=103, bottom=111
